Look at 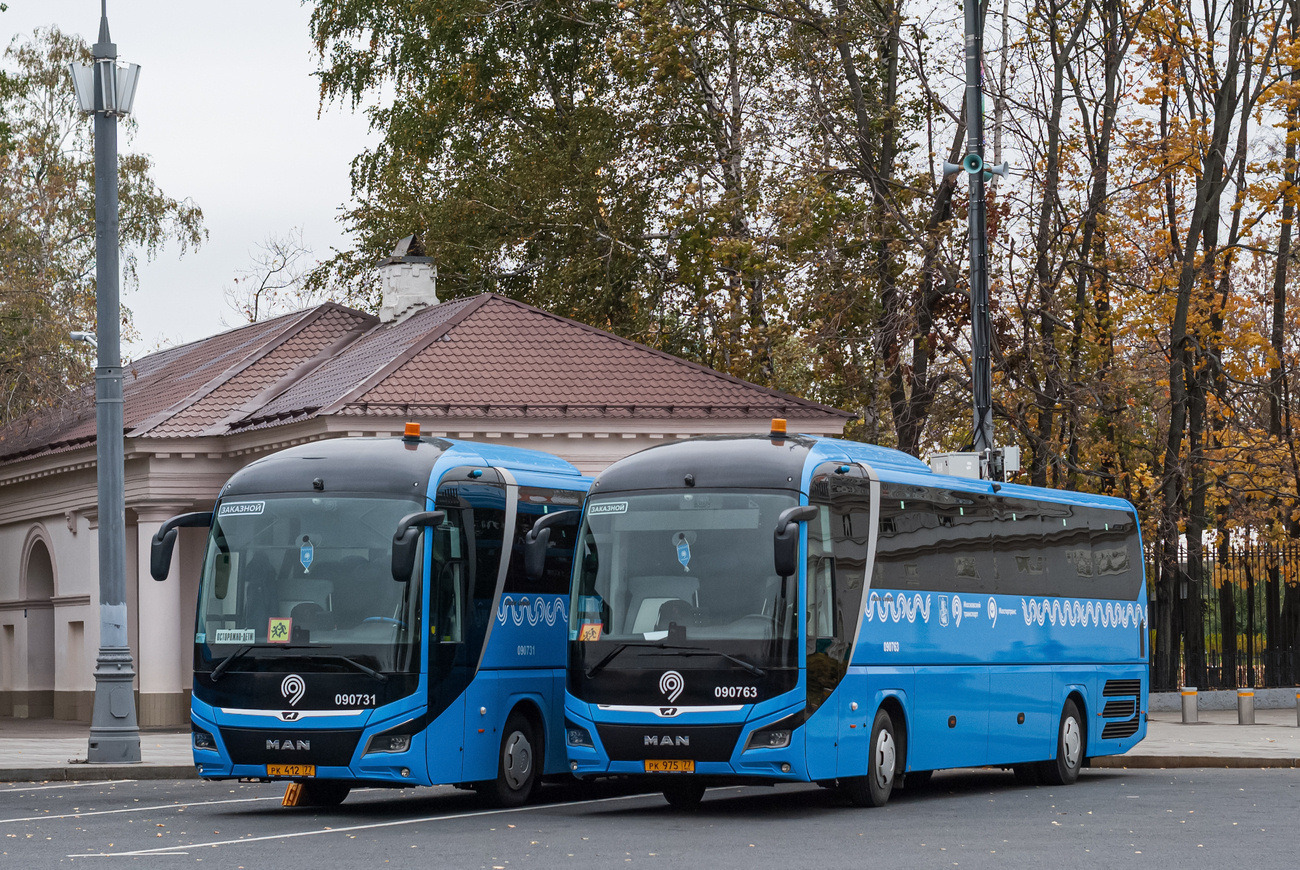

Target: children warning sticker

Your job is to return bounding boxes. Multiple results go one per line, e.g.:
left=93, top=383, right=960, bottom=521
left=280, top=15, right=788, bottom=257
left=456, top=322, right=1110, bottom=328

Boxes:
left=213, top=628, right=255, bottom=644
left=267, top=617, right=293, bottom=643
left=579, top=623, right=603, bottom=641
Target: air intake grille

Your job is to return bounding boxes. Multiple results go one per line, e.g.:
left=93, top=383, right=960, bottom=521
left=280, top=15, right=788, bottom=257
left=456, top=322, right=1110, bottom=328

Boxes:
left=1101, top=715, right=1141, bottom=739
left=1103, top=679, right=1141, bottom=697
left=1102, top=699, right=1136, bottom=719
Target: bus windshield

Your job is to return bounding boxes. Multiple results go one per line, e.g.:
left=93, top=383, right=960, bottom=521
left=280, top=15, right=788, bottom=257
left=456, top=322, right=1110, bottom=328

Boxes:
left=570, top=490, right=799, bottom=661
left=195, top=494, right=426, bottom=675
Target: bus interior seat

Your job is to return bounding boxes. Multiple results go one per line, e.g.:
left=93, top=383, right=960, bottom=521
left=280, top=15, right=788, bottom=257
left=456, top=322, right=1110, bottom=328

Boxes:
left=278, top=576, right=334, bottom=615
left=624, top=576, right=699, bottom=634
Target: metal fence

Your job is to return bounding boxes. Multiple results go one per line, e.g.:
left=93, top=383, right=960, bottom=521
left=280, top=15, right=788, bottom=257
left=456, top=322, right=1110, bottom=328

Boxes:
left=1148, top=542, right=1300, bottom=692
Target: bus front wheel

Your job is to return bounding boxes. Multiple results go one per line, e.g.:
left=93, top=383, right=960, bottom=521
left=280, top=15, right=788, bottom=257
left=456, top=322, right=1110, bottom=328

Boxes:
left=478, top=710, right=541, bottom=807
left=661, top=780, right=706, bottom=809
left=1039, top=699, right=1084, bottom=786
left=295, top=780, right=351, bottom=807
left=842, top=707, right=896, bottom=807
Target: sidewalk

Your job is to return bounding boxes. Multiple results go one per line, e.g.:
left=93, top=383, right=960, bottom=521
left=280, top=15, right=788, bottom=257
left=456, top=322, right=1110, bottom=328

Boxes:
left=0, top=709, right=1296, bottom=782
left=0, top=718, right=193, bottom=782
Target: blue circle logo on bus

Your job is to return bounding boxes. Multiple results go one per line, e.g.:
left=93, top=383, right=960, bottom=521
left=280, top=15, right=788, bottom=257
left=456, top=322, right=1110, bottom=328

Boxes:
left=952, top=596, right=962, bottom=627
left=281, top=674, right=306, bottom=706
left=988, top=597, right=997, bottom=627
left=659, top=670, right=684, bottom=702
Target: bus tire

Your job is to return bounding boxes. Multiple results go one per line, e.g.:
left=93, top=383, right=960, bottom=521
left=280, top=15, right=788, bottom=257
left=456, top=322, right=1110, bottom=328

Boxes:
left=479, top=710, right=541, bottom=807
left=1039, top=698, right=1084, bottom=786
left=843, top=707, right=897, bottom=807
left=661, top=780, right=706, bottom=809
left=295, top=781, right=351, bottom=807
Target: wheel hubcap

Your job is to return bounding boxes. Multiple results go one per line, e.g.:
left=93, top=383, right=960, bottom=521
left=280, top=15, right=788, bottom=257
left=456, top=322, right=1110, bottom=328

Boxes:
left=1061, top=717, right=1081, bottom=769
left=503, top=730, right=533, bottom=791
left=873, top=729, right=896, bottom=790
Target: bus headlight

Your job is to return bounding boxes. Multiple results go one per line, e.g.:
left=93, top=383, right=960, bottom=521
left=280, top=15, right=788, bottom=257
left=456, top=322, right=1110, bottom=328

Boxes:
left=364, top=733, right=411, bottom=754
left=364, top=720, right=418, bottom=755
left=744, top=714, right=801, bottom=752
left=565, top=721, right=594, bottom=748
left=192, top=726, right=217, bottom=752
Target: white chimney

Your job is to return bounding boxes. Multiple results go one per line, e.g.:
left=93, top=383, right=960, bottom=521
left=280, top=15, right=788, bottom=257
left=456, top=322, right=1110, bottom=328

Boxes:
left=377, top=234, right=438, bottom=323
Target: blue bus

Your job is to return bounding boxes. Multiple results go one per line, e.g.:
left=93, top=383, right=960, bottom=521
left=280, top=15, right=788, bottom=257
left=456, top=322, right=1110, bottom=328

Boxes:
left=557, top=423, right=1148, bottom=807
left=151, top=427, right=589, bottom=806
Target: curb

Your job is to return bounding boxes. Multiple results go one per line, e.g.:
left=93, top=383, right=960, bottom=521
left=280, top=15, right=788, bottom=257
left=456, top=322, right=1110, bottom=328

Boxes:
left=1091, top=756, right=1300, bottom=770
left=0, top=765, right=198, bottom=783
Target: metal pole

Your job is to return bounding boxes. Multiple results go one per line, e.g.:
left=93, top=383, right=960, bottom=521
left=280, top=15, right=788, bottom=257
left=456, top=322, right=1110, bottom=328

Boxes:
left=86, top=3, right=141, bottom=764
left=964, top=0, right=995, bottom=459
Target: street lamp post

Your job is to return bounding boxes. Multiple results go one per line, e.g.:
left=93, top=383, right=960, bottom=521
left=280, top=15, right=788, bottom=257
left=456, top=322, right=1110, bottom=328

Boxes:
left=69, top=1, right=143, bottom=764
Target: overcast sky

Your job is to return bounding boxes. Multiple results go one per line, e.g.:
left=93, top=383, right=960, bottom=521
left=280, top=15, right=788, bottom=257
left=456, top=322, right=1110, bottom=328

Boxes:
left=3, top=0, right=375, bottom=357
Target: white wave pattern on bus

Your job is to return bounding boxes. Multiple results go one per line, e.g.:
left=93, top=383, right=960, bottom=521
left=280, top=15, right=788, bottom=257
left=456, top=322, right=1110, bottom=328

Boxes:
left=864, top=591, right=931, bottom=623
left=496, top=595, right=568, bottom=627
left=1021, top=598, right=1145, bottom=629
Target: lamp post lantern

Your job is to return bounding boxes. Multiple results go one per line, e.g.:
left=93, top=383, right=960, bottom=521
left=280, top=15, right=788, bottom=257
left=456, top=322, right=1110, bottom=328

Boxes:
left=70, top=0, right=143, bottom=764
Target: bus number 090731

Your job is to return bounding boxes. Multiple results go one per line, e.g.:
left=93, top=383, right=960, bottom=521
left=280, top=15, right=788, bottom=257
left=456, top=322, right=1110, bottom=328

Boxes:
left=335, top=693, right=376, bottom=706
left=714, top=686, right=758, bottom=699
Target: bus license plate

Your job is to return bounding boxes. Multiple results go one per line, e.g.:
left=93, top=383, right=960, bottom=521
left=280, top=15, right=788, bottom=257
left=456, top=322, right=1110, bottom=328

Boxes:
left=266, top=764, right=315, bottom=778
left=644, top=759, right=694, bottom=773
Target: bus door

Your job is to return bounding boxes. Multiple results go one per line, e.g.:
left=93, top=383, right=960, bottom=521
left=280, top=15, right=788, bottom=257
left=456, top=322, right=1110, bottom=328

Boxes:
left=802, top=463, right=871, bottom=780
left=428, top=471, right=508, bottom=781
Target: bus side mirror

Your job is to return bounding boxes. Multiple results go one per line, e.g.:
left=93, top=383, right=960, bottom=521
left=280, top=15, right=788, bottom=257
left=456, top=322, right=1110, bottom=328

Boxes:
left=392, top=510, right=446, bottom=581
left=150, top=512, right=213, bottom=581
left=523, top=510, right=579, bottom=582
left=773, top=505, right=818, bottom=578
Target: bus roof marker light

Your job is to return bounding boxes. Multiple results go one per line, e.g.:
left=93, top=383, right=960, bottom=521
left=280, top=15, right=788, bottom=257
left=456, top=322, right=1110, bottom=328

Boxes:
left=402, top=421, right=421, bottom=444
left=769, top=418, right=787, bottom=439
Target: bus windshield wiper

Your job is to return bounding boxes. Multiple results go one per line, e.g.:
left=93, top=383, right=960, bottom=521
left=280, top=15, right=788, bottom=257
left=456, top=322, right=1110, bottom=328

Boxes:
left=651, top=644, right=766, bottom=677
left=585, top=642, right=765, bottom=678
left=210, top=643, right=313, bottom=681
left=317, top=654, right=388, bottom=682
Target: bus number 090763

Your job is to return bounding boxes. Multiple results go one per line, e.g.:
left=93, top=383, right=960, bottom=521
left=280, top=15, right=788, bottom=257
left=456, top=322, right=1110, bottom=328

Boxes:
left=714, top=686, right=758, bottom=699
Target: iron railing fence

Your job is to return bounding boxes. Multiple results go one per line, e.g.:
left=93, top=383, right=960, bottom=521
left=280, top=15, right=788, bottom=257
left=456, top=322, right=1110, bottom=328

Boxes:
left=1147, top=542, right=1300, bottom=692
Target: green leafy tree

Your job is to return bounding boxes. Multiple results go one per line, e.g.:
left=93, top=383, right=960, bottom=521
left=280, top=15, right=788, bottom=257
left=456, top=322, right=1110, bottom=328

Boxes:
left=0, top=27, right=205, bottom=424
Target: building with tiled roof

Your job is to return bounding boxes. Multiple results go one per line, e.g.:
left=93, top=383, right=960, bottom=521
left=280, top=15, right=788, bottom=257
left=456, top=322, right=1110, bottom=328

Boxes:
left=0, top=249, right=850, bottom=725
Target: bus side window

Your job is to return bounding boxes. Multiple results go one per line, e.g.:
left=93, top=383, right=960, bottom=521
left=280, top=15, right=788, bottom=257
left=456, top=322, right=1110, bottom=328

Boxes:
left=432, top=520, right=467, bottom=643
left=807, top=505, right=836, bottom=651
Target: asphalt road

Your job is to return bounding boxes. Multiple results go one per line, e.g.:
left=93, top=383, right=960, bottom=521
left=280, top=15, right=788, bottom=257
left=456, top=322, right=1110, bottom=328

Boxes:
left=2, top=768, right=1296, bottom=869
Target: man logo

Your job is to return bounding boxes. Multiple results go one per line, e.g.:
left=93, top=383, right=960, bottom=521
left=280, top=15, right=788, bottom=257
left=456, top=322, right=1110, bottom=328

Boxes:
left=659, top=670, right=684, bottom=702
left=265, top=739, right=310, bottom=751
left=281, top=674, right=306, bottom=706
left=659, top=707, right=679, bottom=718
left=280, top=711, right=300, bottom=721
left=644, top=734, right=690, bottom=747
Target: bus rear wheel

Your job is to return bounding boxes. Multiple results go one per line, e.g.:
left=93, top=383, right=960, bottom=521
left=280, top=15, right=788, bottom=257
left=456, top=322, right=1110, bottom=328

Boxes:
left=661, top=780, right=706, bottom=809
left=478, top=710, right=541, bottom=807
left=842, top=707, right=896, bottom=807
left=1038, top=699, right=1084, bottom=786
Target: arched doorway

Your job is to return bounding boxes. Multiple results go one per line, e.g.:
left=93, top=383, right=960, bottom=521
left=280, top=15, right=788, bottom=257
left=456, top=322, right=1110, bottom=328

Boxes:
left=22, top=538, right=55, bottom=719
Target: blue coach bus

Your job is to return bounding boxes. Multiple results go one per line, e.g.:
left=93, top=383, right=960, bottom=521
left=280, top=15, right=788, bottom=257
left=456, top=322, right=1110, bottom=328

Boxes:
left=151, top=427, right=588, bottom=806
left=558, top=423, right=1148, bottom=807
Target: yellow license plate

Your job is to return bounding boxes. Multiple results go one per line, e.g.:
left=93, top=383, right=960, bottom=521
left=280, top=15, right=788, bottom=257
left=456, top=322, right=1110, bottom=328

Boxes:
left=266, top=764, right=315, bottom=778
left=644, top=759, right=695, bottom=773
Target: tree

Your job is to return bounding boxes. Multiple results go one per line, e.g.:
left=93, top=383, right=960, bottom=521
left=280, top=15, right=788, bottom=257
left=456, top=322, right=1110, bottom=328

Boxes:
left=223, top=228, right=319, bottom=324
left=0, top=27, right=205, bottom=425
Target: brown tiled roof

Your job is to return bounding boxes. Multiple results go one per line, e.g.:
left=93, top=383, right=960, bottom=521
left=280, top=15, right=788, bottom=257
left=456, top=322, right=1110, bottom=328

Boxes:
left=0, top=293, right=849, bottom=465
left=324, top=294, right=847, bottom=422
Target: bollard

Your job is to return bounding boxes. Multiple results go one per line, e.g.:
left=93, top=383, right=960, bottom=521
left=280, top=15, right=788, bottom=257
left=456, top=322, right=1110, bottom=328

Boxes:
left=1181, top=686, right=1198, bottom=724
left=1237, top=689, right=1255, bottom=725
left=1296, top=690, right=1299, bottom=728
